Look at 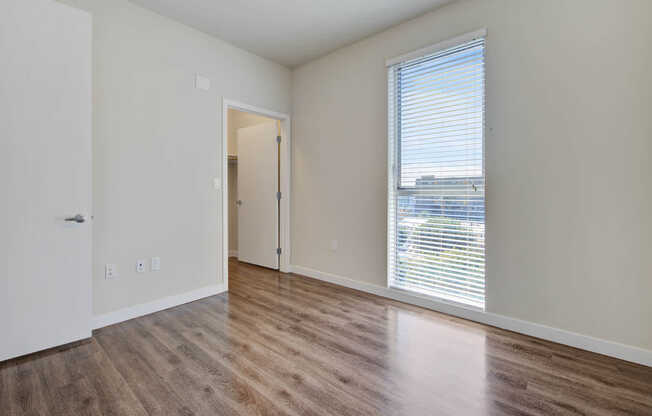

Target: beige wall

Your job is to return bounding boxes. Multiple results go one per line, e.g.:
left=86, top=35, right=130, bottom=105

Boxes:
left=227, top=109, right=276, bottom=253
left=291, top=0, right=652, bottom=351
left=227, top=109, right=272, bottom=155
left=59, top=0, right=291, bottom=316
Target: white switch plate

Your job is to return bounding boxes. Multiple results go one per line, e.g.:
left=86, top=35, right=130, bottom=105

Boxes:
left=195, top=74, right=210, bottom=91
left=330, top=240, right=338, bottom=251
left=105, top=264, right=117, bottom=280
left=151, top=257, right=161, bottom=271
left=213, top=177, right=221, bottom=190
left=136, top=259, right=146, bottom=273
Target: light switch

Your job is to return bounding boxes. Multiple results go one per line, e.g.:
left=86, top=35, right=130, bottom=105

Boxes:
left=105, top=264, right=117, bottom=280
left=151, top=257, right=161, bottom=272
left=213, top=177, right=221, bottom=190
left=195, top=74, right=210, bottom=91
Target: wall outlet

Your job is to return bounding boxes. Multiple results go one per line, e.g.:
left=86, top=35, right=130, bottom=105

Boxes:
left=136, top=259, right=146, bottom=273
left=151, top=257, right=161, bottom=271
left=105, top=264, right=117, bottom=280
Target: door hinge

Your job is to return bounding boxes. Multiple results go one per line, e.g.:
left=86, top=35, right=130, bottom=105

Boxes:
left=276, top=135, right=281, bottom=144
left=276, top=191, right=282, bottom=200
left=276, top=247, right=282, bottom=255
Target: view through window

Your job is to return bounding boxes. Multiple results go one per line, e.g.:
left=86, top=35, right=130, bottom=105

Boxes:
left=388, top=36, right=486, bottom=308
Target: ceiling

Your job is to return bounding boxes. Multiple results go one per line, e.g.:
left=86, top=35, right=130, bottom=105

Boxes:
left=129, top=0, right=453, bottom=67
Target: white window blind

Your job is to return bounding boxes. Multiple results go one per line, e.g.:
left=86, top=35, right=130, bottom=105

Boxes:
left=387, top=33, right=486, bottom=309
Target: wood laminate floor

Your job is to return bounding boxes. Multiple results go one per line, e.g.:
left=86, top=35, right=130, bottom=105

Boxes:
left=1, top=259, right=651, bottom=415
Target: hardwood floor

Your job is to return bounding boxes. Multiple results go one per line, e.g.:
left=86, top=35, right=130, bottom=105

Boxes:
left=2, top=259, right=651, bottom=415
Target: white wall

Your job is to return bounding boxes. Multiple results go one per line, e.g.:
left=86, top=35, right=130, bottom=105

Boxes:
left=59, top=0, right=291, bottom=316
left=291, top=0, right=652, bottom=352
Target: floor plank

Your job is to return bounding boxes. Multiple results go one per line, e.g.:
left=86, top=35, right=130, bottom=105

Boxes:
left=1, top=259, right=651, bottom=415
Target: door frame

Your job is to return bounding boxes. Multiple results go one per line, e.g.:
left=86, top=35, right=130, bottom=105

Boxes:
left=221, top=99, right=292, bottom=289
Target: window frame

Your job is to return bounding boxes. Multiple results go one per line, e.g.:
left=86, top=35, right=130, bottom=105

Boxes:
left=386, top=29, right=487, bottom=311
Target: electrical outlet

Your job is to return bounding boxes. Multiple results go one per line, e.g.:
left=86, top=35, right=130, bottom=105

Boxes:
left=136, top=259, right=146, bottom=273
left=151, top=257, right=161, bottom=271
left=105, top=264, right=117, bottom=280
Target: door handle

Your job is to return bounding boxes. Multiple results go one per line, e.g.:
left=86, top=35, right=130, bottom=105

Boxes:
left=236, top=200, right=243, bottom=206
left=65, top=214, right=86, bottom=223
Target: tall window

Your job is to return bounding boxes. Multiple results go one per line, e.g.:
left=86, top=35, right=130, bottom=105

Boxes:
left=387, top=32, right=486, bottom=309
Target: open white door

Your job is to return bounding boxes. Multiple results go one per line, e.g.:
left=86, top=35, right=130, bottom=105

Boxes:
left=0, top=0, right=92, bottom=361
left=237, top=121, right=279, bottom=270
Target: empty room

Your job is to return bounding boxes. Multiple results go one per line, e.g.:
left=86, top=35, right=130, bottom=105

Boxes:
left=1, top=0, right=651, bottom=415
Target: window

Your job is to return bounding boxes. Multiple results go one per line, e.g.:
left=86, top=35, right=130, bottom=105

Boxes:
left=387, top=31, right=486, bottom=309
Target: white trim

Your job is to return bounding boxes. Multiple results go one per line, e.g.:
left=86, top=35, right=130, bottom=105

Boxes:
left=222, top=100, right=229, bottom=290
left=385, top=28, right=487, bottom=67
left=291, top=264, right=652, bottom=367
left=278, top=116, right=292, bottom=274
left=221, top=99, right=292, bottom=289
left=0, top=331, right=92, bottom=362
left=223, top=99, right=288, bottom=120
left=228, top=250, right=239, bottom=258
left=92, top=284, right=226, bottom=330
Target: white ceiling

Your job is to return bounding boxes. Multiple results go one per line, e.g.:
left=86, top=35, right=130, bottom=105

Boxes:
left=129, top=0, right=453, bottom=67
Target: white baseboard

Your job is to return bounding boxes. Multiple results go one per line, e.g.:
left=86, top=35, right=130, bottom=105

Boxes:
left=228, top=250, right=238, bottom=258
left=291, top=265, right=652, bottom=368
left=92, top=284, right=227, bottom=330
left=0, top=330, right=92, bottom=362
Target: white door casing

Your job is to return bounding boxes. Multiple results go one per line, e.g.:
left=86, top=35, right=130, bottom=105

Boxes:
left=0, top=0, right=92, bottom=361
left=236, top=121, right=279, bottom=270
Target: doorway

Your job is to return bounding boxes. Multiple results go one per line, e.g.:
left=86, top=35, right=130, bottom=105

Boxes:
left=221, top=100, right=291, bottom=288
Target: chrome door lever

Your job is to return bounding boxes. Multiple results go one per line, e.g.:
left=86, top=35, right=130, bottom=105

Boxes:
left=65, top=214, right=86, bottom=223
